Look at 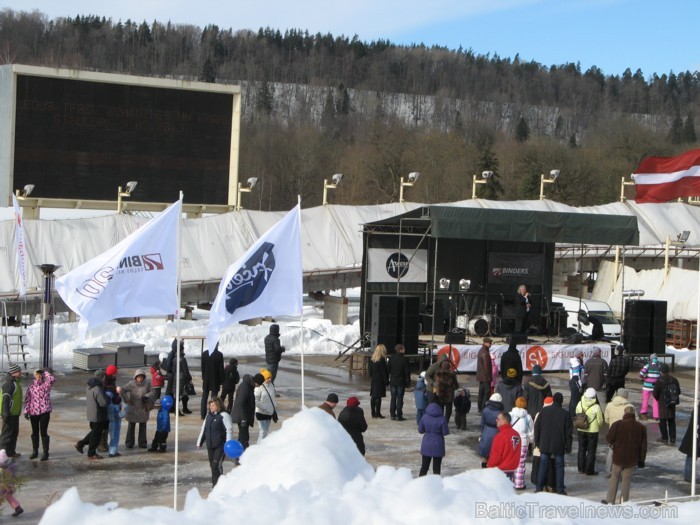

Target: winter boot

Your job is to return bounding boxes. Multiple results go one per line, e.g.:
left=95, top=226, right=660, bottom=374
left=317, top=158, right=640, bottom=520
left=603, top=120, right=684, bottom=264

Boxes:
left=29, top=434, right=39, bottom=460
left=40, top=435, right=50, bottom=461
left=98, top=429, right=109, bottom=452
left=182, top=398, right=193, bottom=414
left=159, top=443, right=167, bottom=452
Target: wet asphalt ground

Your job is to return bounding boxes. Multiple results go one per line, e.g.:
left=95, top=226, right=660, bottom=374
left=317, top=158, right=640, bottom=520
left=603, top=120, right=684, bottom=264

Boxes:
left=4, top=353, right=700, bottom=523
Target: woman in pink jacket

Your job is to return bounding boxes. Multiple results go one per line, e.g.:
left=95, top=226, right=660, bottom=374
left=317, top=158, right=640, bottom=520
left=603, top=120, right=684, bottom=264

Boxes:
left=24, top=369, right=55, bottom=461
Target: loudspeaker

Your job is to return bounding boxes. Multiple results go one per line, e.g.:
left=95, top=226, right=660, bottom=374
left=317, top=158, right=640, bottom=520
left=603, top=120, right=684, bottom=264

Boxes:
left=370, top=295, right=399, bottom=351
left=370, top=295, right=420, bottom=354
left=445, top=331, right=466, bottom=344
left=508, top=333, right=528, bottom=345
left=400, top=296, right=420, bottom=354
left=623, top=300, right=667, bottom=355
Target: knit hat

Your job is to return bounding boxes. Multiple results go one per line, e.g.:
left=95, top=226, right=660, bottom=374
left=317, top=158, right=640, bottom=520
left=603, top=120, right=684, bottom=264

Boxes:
left=543, top=396, right=554, bottom=406
left=553, top=392, right=564, bottom=405
left=260, top=368, right=272, bottom=381
left=489, top=393, right=502, bottom=403
left=0, top=449, right=8, bottom=466
left=253, top=373, right=265, bottom=385
left=515, top=396, right=527, bottom=409
left=616, top=388, right=629, bottom=399
left=346, top=396, right=360, bottom=407
left=419, top=371, right=426, bottom=379
left=650, top=353, right=658, bottom=361
left=584, top=387, right=596, bottom=398
left=506, top=368, right=517, bottom=379
left=158, top=352, right=168, bottom=362
left=569, top=357, right=580, bottom=368
left=532, top=364, right=542, bottom=375
left=8, top=364, right=21, bottom=375
left=106, top=365, right=118, bottom=376
left=326, top=393, right=339, bottom=403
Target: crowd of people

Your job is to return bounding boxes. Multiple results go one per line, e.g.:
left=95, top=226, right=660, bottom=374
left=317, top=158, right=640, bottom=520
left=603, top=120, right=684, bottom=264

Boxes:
left=2, top=321, right=700, bottom=514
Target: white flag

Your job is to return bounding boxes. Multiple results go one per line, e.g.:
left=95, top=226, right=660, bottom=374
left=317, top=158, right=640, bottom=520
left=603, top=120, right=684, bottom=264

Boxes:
left=207, top=204, right=302, bottom=347
left=55, top=199, right=182, bottom=338
left=11, top=194, right=29, bottom=297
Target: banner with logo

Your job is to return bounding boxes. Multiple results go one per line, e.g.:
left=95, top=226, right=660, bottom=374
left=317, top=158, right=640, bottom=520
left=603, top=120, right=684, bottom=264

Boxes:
left=487, top=252, right=544, bottom=284
left=55, top=199, right=182, bottom=339
left=435, top=343, right=610, bottom=372
left=207, top=204, right=303, bottom=348
left=12, top=194, right=28, bottom=297
left=367, top=248, right=428, bottom=283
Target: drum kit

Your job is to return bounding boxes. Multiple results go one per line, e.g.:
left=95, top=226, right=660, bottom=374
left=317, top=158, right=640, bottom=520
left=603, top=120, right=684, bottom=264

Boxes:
left=454, top=313, right=492, bottom=337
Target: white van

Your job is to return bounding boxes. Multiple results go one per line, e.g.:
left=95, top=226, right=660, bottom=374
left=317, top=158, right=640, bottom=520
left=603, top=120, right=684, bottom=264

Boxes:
left=552, top=294, right=621, bottom=340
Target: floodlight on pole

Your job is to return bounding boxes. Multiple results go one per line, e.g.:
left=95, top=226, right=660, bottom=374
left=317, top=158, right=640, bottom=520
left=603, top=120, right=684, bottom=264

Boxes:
left=539, top=169, right=560, bottom=200
left=117, top=181, right=138, bottom=213
left=236, top=177, right=258, bottom=210
left=400, top=172, right=421, bottom=203
left=471, top=171, right=493, bottom=199
left=322, top=173, right=343, bottom=205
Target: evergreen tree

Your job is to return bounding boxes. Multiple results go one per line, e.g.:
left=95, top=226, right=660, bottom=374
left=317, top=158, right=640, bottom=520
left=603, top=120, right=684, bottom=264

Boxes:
left=256, top=79, right=274, bottom=116
left=668, top=114, right=683, bottom=144
left=519, top=171, right=541, bottom=200
left=515, top=116, right=529, bottom=143
left=475, top=147, right=503, bottom=199
left=199, top=59, right=216, bottom=83
left=335, top=84, right=351, bottom=115
left=683, top=113, right=697, bottom=143
left=568, top=133, right=577, bottom=148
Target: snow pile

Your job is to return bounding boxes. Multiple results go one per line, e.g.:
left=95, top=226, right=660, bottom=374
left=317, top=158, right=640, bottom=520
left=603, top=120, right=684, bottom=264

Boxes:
left=39, top=409, right=699, bottom=525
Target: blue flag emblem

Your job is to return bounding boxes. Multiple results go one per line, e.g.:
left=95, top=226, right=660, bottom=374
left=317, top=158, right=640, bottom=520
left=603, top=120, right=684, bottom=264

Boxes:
left=225, top=242, right=276, bottom=314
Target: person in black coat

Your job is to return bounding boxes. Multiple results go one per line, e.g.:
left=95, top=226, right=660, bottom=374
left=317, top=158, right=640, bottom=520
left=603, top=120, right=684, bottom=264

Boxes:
left=500, top=342, right=523, bottom=384
left=388, top=344, right=411, bottom=421
left=338, top=396, right=368, bottom=456
left=197, top=397, right=234, bottom=487
left=652, top=364, right=681, bottom=444
left=264, top=324, right=285, bottom=384
left=679, top=403, right=700, bottom=482
left=200, top=343, right=226, bottom=419
left=221, top=358, right=240, bottom=414
left=231, top=374, right=258, bottom=449
left=369, top=344, right=389, bottom=419
left=167, top=341, right=193, bottom=415
left=534, top=392, right=573, bottom=495
left=515, top=284, right=531, bottom=334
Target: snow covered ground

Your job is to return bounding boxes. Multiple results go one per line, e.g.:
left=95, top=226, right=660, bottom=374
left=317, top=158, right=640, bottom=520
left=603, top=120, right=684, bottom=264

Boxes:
left=3, top=290, right=700, bottom=524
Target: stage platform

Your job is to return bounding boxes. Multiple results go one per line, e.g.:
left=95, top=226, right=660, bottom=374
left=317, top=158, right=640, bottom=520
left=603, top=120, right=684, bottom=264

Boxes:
left=418, top=334, right=617, bottom=373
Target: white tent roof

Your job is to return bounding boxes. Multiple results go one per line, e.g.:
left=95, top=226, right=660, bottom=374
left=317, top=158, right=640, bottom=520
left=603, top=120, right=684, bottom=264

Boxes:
left=1, top=198, right=699, bottom=297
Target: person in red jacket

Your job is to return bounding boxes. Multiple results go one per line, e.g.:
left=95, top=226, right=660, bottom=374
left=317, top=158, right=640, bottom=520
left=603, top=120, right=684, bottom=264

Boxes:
left=487, top=411, right=522, bottom=482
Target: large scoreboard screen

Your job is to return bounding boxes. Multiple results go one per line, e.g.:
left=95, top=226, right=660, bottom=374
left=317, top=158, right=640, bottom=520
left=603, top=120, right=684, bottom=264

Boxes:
left=3, top=66, right=239, bottom=205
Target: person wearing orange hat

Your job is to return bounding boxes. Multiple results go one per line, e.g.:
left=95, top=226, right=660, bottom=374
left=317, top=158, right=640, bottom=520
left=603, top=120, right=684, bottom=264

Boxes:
left=338, top=397, right=368, bottom=455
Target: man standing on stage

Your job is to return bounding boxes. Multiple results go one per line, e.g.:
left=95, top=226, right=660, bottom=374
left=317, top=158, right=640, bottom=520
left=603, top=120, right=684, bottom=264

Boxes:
left=516, top=284, right=531, bottom=334
left=476, top=337, right=493, bottom=414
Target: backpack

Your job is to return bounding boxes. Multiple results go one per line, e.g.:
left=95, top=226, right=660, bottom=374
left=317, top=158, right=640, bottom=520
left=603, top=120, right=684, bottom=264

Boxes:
left=663, top=381, right=680, bottom=408
left=574, top=404, right=593, bottom=430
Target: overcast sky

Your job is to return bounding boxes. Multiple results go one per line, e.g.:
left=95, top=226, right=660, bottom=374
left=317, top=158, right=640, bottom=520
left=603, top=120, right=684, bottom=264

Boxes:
left=4, top=0, right=699, bottom=78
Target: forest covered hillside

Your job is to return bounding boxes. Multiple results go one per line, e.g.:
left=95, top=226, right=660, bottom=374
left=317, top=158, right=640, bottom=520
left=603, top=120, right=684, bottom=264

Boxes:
left=1, top=9, right=699, bottom=209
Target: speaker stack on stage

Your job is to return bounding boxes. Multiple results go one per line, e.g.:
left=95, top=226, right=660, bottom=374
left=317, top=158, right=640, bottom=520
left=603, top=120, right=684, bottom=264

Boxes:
left=370, top=295, right=420, bottom=354
left=623, top=300, right=667, bottom=355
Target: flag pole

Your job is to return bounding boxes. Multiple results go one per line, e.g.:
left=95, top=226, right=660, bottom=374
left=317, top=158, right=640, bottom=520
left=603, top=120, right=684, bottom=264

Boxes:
left=173, top=192, right=184, bottom=510
left=298, top=196, right=305, bottom=409
left=692, top=257, right=699, bottom=496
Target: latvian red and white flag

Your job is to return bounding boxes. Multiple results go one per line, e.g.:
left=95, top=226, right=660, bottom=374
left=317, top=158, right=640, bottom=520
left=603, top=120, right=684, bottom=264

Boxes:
left=633, top=149, right=700, bottom=203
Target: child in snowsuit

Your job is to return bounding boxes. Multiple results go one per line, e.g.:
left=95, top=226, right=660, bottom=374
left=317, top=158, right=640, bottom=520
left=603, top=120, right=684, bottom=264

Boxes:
left=106, top=391, right=126, bottom=458
left=150, top=353, right=168, bottom=402
left=453, top=388, right=471, bottom=430
left=149, top=398, right=172, bottom=452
